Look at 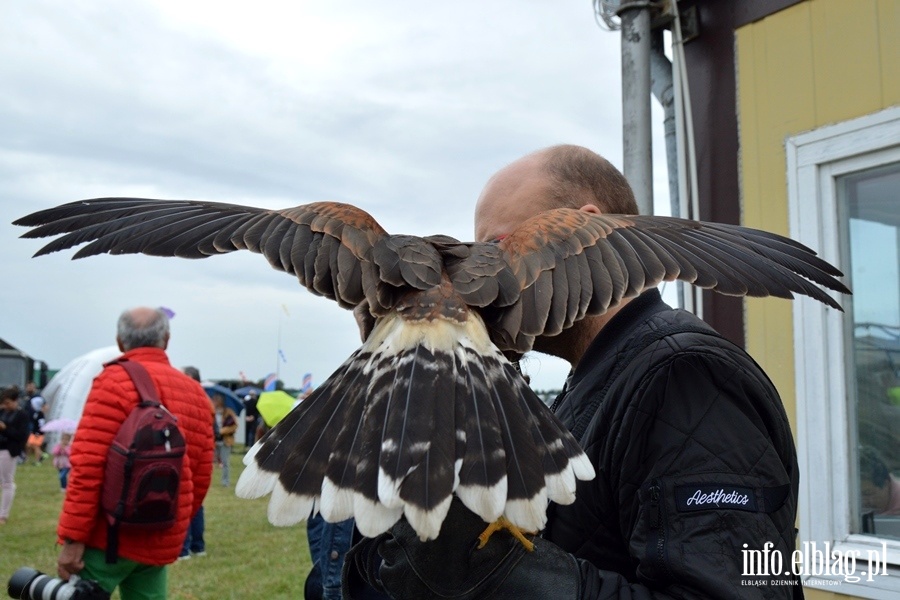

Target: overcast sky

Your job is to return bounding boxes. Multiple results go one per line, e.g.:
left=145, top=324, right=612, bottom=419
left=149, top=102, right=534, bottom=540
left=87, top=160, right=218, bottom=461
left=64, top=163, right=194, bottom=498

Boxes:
left=1, top=0, right=671, bottom=393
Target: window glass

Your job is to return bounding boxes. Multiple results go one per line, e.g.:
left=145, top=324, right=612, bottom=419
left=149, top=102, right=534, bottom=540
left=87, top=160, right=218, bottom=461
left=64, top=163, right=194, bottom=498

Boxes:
left=842, top=162, right=900, bottom=540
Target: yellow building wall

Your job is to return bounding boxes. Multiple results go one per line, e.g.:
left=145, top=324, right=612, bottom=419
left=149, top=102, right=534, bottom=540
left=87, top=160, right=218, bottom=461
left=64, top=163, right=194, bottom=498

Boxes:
left=736, top=0, right=899, bottom=598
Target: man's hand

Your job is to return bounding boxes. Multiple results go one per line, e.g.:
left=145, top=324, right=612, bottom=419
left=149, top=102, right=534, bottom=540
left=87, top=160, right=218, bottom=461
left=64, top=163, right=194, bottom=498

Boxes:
left=348, top=498, right=581, bottom=599
left=57, top=541, right=86, bottom=580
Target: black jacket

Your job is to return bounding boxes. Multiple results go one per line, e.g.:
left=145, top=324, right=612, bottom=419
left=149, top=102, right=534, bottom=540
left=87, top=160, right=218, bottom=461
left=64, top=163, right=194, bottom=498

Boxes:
left=545, top=289, right=802, bottom=598
left=0, top=407, right=31, bottom=458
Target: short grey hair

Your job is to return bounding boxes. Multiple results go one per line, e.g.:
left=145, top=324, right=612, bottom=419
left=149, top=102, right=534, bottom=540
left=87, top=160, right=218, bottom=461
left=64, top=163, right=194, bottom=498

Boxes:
left=117, top=308, right=170, bottom=351
left=541, top=145, right=638, bottom=215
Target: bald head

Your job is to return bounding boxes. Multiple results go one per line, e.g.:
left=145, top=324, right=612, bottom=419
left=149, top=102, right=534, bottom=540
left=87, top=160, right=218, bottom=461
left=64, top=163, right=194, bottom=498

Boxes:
left=474, top=145, right=637, bottom=242
left=473, top=145, right=638, bottom=363
left=117, top=307, right=170, bottom=351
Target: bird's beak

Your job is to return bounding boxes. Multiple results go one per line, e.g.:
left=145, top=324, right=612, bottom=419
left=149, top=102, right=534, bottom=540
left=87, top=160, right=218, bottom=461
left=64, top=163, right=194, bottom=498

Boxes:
left=504, top=350, right=525, bottom=365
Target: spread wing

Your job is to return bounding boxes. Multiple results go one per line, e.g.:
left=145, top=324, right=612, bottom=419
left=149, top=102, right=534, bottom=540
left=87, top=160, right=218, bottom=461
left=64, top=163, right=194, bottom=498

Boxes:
left=14, top=198, right=443, bottom=314
left=448, top=209, right=850, bottom=353
left=15, top=199, right=850, bottom=354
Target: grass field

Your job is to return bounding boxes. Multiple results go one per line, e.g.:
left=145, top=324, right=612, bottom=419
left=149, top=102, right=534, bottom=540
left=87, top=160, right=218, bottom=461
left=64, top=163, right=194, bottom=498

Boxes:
left=0, top=449, right=312, bottom=599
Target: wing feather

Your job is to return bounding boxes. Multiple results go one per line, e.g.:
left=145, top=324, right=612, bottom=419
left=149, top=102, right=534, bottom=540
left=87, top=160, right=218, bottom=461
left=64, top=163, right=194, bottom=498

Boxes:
left=14, top=198, right=419, bottom=310
left=543, top=260, right=569, bottom=337
left=465, top=209, right=847, bottom=353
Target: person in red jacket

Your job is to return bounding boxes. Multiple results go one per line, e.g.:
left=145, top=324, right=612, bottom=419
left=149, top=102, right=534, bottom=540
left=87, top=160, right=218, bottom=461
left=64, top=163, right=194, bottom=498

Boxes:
left=57, top=307, right=215, bottom=599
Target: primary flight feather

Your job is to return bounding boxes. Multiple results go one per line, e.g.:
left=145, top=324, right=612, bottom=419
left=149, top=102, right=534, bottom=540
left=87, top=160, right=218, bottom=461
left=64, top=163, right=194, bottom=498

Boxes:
left=14, top=198, right=849, bottom=540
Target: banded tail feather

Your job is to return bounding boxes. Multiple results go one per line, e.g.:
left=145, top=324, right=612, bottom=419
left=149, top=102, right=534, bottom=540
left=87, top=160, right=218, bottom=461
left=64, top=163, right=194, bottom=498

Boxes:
left=235, top=310, right=595, bottom=541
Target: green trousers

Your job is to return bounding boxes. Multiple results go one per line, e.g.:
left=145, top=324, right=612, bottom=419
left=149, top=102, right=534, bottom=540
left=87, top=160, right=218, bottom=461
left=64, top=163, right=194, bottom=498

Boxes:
left=80, top=547, right=168, bottom=600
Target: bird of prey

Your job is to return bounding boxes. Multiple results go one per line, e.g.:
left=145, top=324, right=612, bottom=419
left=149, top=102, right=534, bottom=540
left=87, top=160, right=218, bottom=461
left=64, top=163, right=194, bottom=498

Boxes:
left=15, top=198, right=849, bottom=542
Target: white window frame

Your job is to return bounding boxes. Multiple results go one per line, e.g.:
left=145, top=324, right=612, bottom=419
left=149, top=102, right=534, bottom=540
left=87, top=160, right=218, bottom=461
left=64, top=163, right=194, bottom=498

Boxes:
left=788, top=105, right=900, bottom=598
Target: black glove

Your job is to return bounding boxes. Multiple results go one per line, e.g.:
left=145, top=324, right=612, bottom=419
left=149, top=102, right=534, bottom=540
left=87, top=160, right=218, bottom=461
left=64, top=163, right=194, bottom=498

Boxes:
left=347, top=498, right=581, bottom=600
left=343, top=533, right=390, bottom=599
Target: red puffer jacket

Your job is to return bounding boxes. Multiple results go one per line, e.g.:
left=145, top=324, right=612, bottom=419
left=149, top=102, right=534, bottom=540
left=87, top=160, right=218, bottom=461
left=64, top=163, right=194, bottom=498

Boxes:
left=58, top=347, right=215, bottom=566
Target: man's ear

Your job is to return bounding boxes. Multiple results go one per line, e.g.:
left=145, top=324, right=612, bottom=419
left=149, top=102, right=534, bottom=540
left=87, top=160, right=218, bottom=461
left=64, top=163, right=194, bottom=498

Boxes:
left=578, top=204, right=602, bottom=215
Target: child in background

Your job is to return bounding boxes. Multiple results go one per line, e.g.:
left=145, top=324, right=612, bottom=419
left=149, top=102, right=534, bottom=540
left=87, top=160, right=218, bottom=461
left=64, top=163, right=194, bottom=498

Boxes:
left=26, top=432, right=45, bottom=465
left=52, top=433, right=72, bottom=492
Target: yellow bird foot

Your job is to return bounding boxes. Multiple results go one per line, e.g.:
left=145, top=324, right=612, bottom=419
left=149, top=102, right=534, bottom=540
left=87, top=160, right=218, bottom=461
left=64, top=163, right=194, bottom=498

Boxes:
left=477, top=516, right=536, bottom=552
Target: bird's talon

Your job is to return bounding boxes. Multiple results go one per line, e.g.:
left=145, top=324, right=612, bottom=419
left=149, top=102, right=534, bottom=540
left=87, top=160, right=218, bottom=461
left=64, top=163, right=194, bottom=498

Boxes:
left=477, top=516, right=536, bottom=552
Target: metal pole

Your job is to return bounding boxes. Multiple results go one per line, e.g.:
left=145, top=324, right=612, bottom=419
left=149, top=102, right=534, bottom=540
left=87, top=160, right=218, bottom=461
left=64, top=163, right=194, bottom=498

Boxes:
left=649, top=30, right=688, bottom=309
left=649, top=31, right=676, bottom=215
left=618, top=0, right=654, bottom=216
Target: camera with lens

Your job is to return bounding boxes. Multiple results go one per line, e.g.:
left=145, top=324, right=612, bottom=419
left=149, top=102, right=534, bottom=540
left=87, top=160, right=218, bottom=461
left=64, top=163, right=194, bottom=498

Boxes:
left=7, top=567, right=110, bottom=600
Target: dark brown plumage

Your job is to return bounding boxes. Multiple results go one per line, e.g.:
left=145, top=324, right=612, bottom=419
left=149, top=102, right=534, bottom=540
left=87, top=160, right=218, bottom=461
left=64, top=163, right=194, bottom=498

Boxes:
left=16, top=198, right=848, bottom=347
left=14, top=197, right=849, bottom=540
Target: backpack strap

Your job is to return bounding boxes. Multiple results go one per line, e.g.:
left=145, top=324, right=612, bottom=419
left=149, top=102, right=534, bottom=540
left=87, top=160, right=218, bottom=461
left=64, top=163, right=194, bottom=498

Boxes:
left=114, top=359, right=161, bottom=405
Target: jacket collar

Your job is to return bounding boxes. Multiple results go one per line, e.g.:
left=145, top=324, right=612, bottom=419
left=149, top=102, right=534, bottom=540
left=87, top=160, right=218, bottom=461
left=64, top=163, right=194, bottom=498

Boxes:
left=117, top=346, right=171, bottom=365
left=568, top=289, right=670, bottom=388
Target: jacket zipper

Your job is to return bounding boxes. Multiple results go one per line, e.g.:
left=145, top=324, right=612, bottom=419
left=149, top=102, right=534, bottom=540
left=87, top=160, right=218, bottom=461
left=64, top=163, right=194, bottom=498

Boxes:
left=647, top=480, right=671, bottom=581
left=549, top=393, right=564, bottom=413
